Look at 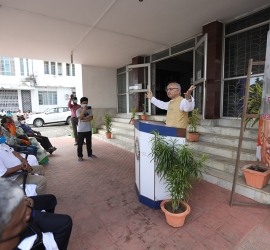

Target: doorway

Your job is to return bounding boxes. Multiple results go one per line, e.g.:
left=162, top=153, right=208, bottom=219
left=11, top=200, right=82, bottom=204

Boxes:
left=155, top=51, right=193, bottom=115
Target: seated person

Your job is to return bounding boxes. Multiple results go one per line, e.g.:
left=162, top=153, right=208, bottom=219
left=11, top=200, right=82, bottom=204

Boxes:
left=6, top=110, right=13, bottom=117
left=26, top=194, right=73, bottom=250
left=1, top=117, right=38, bottom=156
left=0, top=179, right=32, bottom=250
left=0, top=179, right=72, bottom=250
left=16, top=126, right=49, bottom=165
left=16, top=109, right=24, bottom=119
left=0, top=132, right=46, bottom=195
left=0, top=109, right=6, bottom=118
left=18, top=116, right=56, bottom=153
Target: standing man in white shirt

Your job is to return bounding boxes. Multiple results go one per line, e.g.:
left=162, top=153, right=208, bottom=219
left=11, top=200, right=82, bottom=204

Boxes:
left=146, top=82, right=196, bottom=129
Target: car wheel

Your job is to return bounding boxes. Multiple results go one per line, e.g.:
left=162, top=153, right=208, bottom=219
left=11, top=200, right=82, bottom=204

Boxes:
left=33, top=118, right=44, bottom=127
left=66, top=116, right=71, bottom=125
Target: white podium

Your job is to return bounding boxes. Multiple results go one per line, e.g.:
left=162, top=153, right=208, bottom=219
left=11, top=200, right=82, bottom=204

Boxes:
left=134, top=120, right=186, bottom=208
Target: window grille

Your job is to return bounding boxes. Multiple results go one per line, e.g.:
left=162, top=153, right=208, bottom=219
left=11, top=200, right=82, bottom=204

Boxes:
left=51, top=62, right=56, bottom=75
left=20, top=58, right=24, bottom=76
left=44, top=61, right=49, bottom=74
left=38, top=91, right=57, bottom=105
left=57, top=63, right=62, bottom=75
left=66, top=64, right=70, bottom=76
left=0, top=57, right=15, bottom=76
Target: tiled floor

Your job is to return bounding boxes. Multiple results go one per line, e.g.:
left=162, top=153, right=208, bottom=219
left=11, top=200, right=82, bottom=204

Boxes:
left=46, top=137, right=270, bottom=250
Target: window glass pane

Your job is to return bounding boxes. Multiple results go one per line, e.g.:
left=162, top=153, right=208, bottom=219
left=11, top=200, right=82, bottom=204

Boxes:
left=0, top=57, right=15, bottom=76
left=20, top=58, right=24, bottom=76
left=66, top=64, right=70, bottom=76
left=225, top=7, right=270, bottom=35
left=58, top=107, right=64, bottom=113
left=44, top=62, right=49, bottom=74
left=26, top=59, right=29, bottom=76
left=152, top=49, right=169, bottom=61
left=118, top=95, right=126, bottom=113
left=117, top=73, right=126, bottom=94
left=171, top=38, right=195, bottom=55
left=72, top=64, right=75, bottom=76
left=224, top=25, right=268, bottom=78
left=38, top=91, right=57, bottom=105
left=117, top=66, right=126, bottom=74
left=51, top=62, right=55, bottom=75
left=57, top=63, right=62, bottom=75
left=144, top=56, right=150, bottom=63
left=223, top=76, right=264, bottom=117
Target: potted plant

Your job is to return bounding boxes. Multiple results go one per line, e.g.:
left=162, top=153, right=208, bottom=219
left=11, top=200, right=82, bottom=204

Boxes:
left=130, top=108, right=136, bottom=125
left=104, top=113, right=112, bottom=139
left=242, top=164, right=270, bottom=189
left=149, top=131, right=207, bottom=227
left=188, top=108, right=200, bottom=142
left=141, top=103, right=147, bottom=120
left=91, top=119, right=97, bottom=134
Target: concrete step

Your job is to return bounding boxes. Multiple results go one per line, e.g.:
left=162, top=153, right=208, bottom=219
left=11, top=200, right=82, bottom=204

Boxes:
left=100, top=125, right=134, bottom=136
left=92, top=134, right=134, bottom=153
left=98, top=128, right=134, bottom=144
left=189, top=141, right=257, bottom=161
left=199, top=132, right=257, bottom=151
left=198, top=125, right=257, bottom=140
left=200, top=118, right=259, bottom=129
left=202, top=166, right=270, bottom=204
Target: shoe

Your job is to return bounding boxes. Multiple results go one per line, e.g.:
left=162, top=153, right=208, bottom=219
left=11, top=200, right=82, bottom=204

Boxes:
left=74, top=143, right=78, bottom=146
left=88, top=154, right=97, bottom=158
left=78, top=157, right=83, bottom=162
left=47, top=147, right=56, bottom=152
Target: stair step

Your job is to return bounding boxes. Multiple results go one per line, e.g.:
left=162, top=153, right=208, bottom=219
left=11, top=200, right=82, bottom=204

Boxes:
left=98, top=129, right=134, bottom=143
left=92, top=134, right=134, bottom=153
left=100, top=125, right=134, bottom=136
left=200, top=118, right=259, bottom=129
left=202, top=167, right=270, bottom=204
left=198, top=125, right=257, bottom=139
left=199, top=132, right=256, bottom=151
left=189, top=141, right=257, bottom=161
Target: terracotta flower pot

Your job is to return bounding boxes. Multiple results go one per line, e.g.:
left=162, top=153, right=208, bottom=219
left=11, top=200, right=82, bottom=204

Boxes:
left=242, top=164, right=270, bottom=189
left=105, top=132, right=112, bottom=139
left=141, top=115, right=147, bottom=120
left=130, top=120, right=134, bottom=125
left=160, top=200, right=190, bottom=228
left=188, top=132, right=200, bottom=142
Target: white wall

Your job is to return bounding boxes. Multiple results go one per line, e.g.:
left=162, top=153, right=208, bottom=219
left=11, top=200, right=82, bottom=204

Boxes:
left=81, top=65, right=117, bottom=108
left=81, top=65, right=117, bottom=127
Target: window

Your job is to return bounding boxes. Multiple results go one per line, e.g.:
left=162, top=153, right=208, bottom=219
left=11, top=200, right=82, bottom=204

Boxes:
left=58, top=107, right=64, bottom=113
left=51, top=62, right=56, bottom=75
left=20, top=58, right=24, bottom=76
left=57, top=63, right=62, bottom=75
left=38, top=91, right=57, bottom=105
left=0, top=57, right=15, bottom=76
left=66, top=63, right=70, bottom=76
left=72, top=64, right=75, bottom=76
left=26, top=59, right=29, bottom=76
left=44, top=61, right=49, bottom=74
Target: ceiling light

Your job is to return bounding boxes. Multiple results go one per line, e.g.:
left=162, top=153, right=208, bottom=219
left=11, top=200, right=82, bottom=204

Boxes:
left=139, top=0, right=143, bottom=2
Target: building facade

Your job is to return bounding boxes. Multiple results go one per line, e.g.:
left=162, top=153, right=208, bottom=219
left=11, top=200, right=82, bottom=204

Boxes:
left=115, top=7, right=269, bottom=119
left=0, top=57, right=81, bottom=113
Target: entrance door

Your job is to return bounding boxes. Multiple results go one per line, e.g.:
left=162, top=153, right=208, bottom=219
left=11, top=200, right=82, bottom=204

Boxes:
left=193, top=34, right=208, bottom=118
left=126, top=63, right=151, bottom=115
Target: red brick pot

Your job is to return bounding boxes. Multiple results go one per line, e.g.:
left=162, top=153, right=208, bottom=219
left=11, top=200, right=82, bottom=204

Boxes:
left=160, top=200, right=190, bottom=228
left=188, top=132, right=200, bottom=142
left=141, top=115, right=147, bottom=120
left=242, top=164, right=270, bottom=189
left=105, top=132, right=112, bottom=139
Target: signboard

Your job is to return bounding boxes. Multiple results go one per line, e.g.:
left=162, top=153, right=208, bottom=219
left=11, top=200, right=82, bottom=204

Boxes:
left=256, top=31, right=270, bottom=166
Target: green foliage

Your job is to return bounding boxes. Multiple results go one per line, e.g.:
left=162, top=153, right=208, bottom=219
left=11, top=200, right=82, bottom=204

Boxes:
left=188, top=108, right=199, bottom=133
left=149, top=131, right=207, bottom=212
left=131, top=108, right=136, bottom=120
left=239, top=80, right=262, bottom=129
left=142, top=104, right=146, bottom=115
left=91, top=118, right=96, bottom=128
left=104, top=114, right=112, bottom=133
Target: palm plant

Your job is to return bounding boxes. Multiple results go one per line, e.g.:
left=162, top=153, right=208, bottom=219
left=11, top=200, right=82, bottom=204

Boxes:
left=188, top=108, right=199, bottom=133
left=239, top=81, right=262, bottom=129
left=104, top=114, right=112, bottom=133
left=149, top=131, right=207, bottom=212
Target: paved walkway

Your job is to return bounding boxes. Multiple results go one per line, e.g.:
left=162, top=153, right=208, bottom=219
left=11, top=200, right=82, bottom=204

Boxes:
left=46, top=137, right=270, bottom=250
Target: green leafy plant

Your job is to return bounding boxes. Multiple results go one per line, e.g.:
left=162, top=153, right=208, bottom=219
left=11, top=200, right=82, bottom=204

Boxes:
left=104, top=114, right=112, bottom=133
left=149, top=131, right=207, bottom=212
left=91, top=118, right=96, bottom=128
left=142, top=104, right=146, bottom=115
left=239, top=81, right=262, bottom=129
left=131, top=108, right=136, bottom=119
left=188, top=108, right=199, bottom=133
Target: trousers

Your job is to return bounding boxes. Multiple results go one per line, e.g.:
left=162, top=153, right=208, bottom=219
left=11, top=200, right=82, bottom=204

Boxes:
left=34, top=135, right=53, bottom=150
left=15, top=165, right=47, bottom=195
left=30, top=195, right=73, bottom=250
left=77, top=131, right=92, bottom=157
left=70, top=117, right=78, bottom=143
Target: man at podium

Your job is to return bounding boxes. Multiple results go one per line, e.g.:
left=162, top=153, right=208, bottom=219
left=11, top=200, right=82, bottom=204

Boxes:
left=145, top=82, right=196, bottom=129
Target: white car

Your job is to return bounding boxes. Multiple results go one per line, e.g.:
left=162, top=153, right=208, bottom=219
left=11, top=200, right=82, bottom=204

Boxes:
left=26, top=107, right=71, bottom=127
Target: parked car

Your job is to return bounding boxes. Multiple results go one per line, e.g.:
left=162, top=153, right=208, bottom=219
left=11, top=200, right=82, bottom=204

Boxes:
left=26, top=107, right=71, bottom=127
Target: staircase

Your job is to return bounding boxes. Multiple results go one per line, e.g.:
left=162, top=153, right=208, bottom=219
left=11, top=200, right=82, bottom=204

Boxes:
left=93, top=114, right=270, bottom=204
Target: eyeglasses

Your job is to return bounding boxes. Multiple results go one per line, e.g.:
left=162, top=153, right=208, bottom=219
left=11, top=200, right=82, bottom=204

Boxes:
left=165, top=88, right=179, bottom=92
left=262, top=132, right=270, bottom=144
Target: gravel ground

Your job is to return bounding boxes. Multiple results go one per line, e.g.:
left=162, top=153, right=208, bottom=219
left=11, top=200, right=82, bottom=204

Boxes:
left=29, top=123, right=72, bottom=139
